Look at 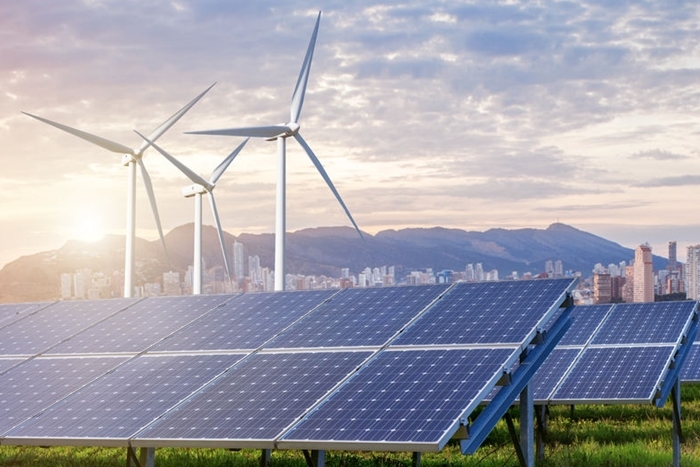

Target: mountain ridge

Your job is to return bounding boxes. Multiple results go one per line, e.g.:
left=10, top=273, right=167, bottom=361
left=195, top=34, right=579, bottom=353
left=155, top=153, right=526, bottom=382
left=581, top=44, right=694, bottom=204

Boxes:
left=0, top=223, right=667, bottom=303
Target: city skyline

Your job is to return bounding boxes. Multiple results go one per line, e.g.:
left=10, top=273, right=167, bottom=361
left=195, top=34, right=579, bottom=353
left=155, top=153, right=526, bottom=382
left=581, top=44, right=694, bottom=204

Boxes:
left=2, top=1, right=700, bottom=269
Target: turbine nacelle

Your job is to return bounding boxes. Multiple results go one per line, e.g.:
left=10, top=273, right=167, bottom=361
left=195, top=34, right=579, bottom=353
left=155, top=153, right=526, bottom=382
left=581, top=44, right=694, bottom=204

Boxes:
left=121, top=154, right=138, bottom=166
left=182, top=183, right=210, bottom=198
left=265, top=122, right=301, bottom=141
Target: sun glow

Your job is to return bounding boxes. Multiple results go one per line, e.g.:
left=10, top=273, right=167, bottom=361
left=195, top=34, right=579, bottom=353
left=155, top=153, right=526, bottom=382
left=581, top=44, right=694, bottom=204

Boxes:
left=71, top=211, right=106, bottom=243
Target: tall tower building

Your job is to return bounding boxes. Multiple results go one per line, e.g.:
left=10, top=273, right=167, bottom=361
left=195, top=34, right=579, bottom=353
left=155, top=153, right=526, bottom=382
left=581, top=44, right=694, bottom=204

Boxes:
left=686, top=245, right=700, bottom=300
left=668, top=241, right=677, bottom=272
left=633, top=244, right=654, bottom=303
left=233, top=240, right=245, bottom=281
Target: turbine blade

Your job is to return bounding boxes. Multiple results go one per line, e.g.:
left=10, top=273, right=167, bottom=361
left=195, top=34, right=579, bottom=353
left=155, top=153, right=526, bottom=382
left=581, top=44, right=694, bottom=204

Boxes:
left=208, top=193, right=233, bottom=285
left=136, top=158, right=170, bottom=263
left=135, top=82, right=217, bottom=155
left=290, top=11, right=321, bottom=124
left=294, top=133, right=365, bottom=242
left=209, top=138, right=249, bottom=185
left=134, top=131, right=210, bottom=188
left=187, top=125, right=286, bottom=138
left=22, top=112, right=134, bottom=155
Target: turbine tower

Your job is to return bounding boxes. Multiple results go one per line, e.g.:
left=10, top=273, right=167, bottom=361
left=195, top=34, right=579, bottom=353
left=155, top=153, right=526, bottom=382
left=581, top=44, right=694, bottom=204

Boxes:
left=136, top=132, right=249, bottom=295
left=22, top=83, right=215, bottom=297
left=187, top=12, right=363, bottom=291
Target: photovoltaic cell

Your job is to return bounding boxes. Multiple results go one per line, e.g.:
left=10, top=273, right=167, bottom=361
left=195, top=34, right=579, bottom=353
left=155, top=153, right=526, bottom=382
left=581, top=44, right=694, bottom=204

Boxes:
left=153, top=290, right=336, bottom=352
left=135, top=351, right=371, bottom=443
left=0, top=356, right=129, bottom=435
left=266, top=285, right=450, bottom=349
left=0, top=298, right=137, bottom=356
left=47, top=295, right=232, bottom=354
left=281, top=348, right=516, bottom=446
left=551, top=346, right=673, bottom=402
left=392, top=279, right=574, bottom=346
left=529, top=348, right=582, bottom=401
left=6, top=354, right=245, bottom=442
left=591, top=302, right=695, bottom=345
left=557, top=305, right=613, bottom=346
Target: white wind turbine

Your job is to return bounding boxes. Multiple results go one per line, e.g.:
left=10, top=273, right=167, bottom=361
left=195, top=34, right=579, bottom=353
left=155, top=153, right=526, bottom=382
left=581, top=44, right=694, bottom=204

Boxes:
left=187, top=12, right=363, bottom=291
left=135, top=132, right=249, bottom=295
left=22, top=83, right=215, bottom=297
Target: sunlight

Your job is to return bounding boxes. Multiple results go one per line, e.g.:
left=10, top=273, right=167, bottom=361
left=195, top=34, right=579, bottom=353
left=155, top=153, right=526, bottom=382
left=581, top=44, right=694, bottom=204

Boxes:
left=72, top=211, right=106, bottom=243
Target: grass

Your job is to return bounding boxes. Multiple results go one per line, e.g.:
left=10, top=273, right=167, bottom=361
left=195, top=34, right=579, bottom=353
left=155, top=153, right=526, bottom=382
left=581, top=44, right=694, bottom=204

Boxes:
left=4, top=385, right=700, bottom=466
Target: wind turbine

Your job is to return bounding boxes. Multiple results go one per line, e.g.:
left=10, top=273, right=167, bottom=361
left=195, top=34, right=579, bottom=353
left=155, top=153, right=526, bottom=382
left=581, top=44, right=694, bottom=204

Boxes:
left=187, top=12, right=363, bottom=291
left=22, top=83, right=215, bottom=298
left=135, top=131, right=248, bottom=295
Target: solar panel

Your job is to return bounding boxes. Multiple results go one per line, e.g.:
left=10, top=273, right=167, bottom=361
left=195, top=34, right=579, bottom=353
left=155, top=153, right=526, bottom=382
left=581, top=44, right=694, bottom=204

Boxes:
left=134, top=351, right=371, bottom=447
left=557, top=304, right=613, bottom=346
left=0, top=302, right=50, bottom=327
left=681, top=343, right=700, bottom=383
left=279, top=348, right=516, bottom=450
left=0, top=356, right=129, bottom=436
left=266, top=285, right=449, bottom=349
left=47, top=295, right=232, bottom=355
left=153, top=290, right=336, bottom=352
left=551, top=346, right=674, bottom=403
left=590, top=302, right=696, bottom=345
left=0, top=299, right=137, bottom=356
left=392, top=279, right=574, bottom=346
left=5, top=354, right=245, bottom=445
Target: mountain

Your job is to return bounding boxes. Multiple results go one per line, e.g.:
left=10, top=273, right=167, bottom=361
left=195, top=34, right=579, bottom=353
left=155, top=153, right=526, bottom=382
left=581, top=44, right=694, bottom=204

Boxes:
left=0, top=222, right=666, bottom=303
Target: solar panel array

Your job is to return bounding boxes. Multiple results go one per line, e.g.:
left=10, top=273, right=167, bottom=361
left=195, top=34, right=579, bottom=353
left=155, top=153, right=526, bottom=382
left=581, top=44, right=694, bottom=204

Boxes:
left=518, top=301, right=698, bottom=405
left=0, top=279, right=576, bottom=453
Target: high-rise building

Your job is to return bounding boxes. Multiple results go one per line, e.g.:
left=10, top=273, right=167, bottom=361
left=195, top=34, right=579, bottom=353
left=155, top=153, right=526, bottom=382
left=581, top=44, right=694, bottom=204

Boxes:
left=593, top=273, right=612, bottom=304
left=249, top=255, right=261, bottom=285
left=545, top=260, right=554, bottom=276
left=554, top=260, right=563, bottom=277
left=686, top=245, right=700, bottom=300
left=668, top=241, right=677, bottom=272
left=163, top=271, right=181, bottom=296
left=233, top=241, right=245, bottom=281
left=633, top=244, right=654, bottom=302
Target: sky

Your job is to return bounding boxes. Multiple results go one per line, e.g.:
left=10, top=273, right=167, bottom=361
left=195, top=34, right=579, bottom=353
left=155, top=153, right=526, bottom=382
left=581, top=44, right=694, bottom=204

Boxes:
left=1, top=0, right=700, bottom=269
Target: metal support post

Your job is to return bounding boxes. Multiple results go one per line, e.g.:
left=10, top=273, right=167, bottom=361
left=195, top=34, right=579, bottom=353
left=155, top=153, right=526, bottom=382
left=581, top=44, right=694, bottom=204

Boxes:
left=672, top=377, right=682, bottom=467
left=412, top=451, right=421, bottom=467
left=139, top=447, right=155, bottom=467
left=302, top=449, right=325, bottom=467
left=260, top=449, right=271, bottom=467
left=535, top=404, right=548, bottom=464
left=504, top=413, right=527, bottom=467
left=520, top=383, right=534, bottom=467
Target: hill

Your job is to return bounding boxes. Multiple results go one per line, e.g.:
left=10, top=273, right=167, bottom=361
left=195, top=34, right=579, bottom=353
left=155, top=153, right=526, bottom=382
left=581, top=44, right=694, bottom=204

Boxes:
left=0, top=222, right=665, bottom=302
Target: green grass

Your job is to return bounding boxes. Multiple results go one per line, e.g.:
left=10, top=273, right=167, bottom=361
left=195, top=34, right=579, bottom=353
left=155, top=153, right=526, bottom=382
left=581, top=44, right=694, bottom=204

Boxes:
left=5, top=385, right=700, bottom=466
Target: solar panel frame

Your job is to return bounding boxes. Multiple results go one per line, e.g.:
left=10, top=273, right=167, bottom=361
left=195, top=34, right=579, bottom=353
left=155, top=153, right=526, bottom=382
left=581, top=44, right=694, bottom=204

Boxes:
left=151, top=290, right=338, bottom=352
left=132, top=350, right=374, bottom=449
left=265, top=285, right=451, bottom=350
left=45, top=295, right=234, bottom=355
left=0, top=355, right=130, bottom=437
left=590, top=302, right=696, bottom=346
left=549, top=345, right=676, bottom=404
left=391, top=278, right=576, bottom=350
left=4, top=353, right=247, bottom=447
left=277, top=347, right=520, bottom=452
left=0, top=298, right=140, bottom=357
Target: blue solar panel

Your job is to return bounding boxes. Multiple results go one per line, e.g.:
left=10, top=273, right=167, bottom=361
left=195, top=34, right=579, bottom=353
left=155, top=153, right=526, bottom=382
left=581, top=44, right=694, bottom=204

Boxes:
left=591, top=302, right=696, bottom=345
left=153, top=290, right=336, bottom=352
left=558, top=305, right=613, bottom=346
left=134, top=351, right=371, bottom=443
left=6, top=354, right=244, bottom=443
left=551, top=346, right=673, bottom=402
left=47, top=295, right=231, bottom=354
left=681, top=343, right=700, bottom=383
left=0, top=356, right=129, bottom=436
left=0, top=302, right=50, bottom=327
left=0, top=299, right=137, bottom=356
left=266, top=285, right=450, bottom=349
left=281, top=348, right=515, bottom=446
left=530, top=348, right=581, bottom=401
left=392, top=279, right=574, bottom=346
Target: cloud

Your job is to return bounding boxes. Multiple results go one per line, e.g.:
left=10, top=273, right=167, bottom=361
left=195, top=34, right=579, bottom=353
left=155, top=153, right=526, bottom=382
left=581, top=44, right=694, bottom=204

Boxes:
left=635, top=175, right=700, bottom=188
left=631, top=149, right=689, bottom=160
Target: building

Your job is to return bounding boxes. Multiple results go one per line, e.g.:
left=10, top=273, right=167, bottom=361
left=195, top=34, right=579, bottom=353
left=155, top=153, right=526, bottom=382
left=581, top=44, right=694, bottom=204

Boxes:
left=593, top=273, right=612, bottom=304
left=632, top=244, right=654, bottom=303
left=233, top=241, right=245, bottom=282
left=686, top=245, right=700, bottom=300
